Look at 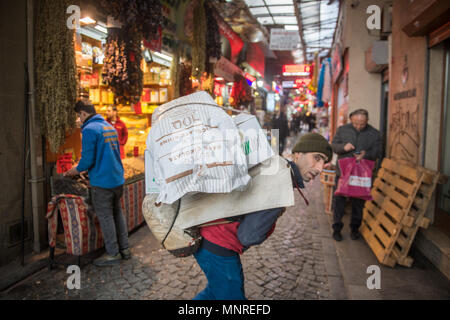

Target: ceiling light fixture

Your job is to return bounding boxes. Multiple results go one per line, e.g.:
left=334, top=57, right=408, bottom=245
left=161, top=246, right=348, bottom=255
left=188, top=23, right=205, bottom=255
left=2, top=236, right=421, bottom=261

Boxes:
left=151, top=51, right=173, bottom=62
left=94, top=24, right=108, bottom=34
left=80, top=16, right=96, bottom=25
left=285, top=25, right=299, bottom=31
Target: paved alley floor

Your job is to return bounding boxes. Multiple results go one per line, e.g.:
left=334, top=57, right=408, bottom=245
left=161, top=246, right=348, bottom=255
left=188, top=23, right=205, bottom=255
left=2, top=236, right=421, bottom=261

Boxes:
left=0, top=177, right=338, bottom=300
left=0, top=131, right=449, bottom=300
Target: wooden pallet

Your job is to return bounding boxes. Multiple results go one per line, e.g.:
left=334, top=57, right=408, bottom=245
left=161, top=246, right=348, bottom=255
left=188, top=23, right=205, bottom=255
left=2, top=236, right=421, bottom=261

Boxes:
left=388, top=163, right=441, bottom=267
left=360, top=158, right=426, bottom=267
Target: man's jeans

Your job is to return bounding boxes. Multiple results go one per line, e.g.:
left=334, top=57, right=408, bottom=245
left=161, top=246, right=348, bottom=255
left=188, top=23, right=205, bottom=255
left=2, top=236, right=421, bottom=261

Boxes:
left=91, top=185, right=129, bottom=256
left=193, top=247, right=246, bottom=300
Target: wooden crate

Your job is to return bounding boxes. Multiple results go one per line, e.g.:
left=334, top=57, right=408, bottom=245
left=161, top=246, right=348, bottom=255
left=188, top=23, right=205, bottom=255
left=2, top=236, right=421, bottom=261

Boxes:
left=360, top=158, right=425, bottom=267
left=320, top=169, right=336, bottom=215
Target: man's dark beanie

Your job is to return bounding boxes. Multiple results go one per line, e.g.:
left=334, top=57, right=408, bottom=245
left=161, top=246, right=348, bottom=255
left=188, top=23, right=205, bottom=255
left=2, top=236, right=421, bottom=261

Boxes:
left=74, top=100, right=96, bottom=114
left=292, top=133, right=333, bottom=163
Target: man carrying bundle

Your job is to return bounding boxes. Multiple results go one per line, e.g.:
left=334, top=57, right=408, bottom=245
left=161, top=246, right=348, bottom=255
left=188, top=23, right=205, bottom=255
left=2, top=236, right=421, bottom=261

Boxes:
left=193, top=133, right=333, bottom=300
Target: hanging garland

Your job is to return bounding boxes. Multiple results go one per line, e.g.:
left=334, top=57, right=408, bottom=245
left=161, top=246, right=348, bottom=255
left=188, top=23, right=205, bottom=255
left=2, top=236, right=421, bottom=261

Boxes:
left=191, top=0, right=206, bottom=79
left=35, top=0, right=77, bottom=153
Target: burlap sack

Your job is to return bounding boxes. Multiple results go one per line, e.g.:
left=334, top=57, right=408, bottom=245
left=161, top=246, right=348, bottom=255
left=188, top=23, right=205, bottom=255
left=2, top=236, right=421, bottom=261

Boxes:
left=142, top=193, right=201, bottom=258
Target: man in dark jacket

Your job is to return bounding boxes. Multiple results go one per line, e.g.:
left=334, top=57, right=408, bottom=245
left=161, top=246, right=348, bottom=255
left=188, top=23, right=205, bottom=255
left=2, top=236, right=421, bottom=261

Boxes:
left=65, top=100, right=131, bottom=266
left=193, top=133, right=333, bottom=300
left=271, top=107, right=290, bottom=155
left=331, top=109, right=382, bottom=241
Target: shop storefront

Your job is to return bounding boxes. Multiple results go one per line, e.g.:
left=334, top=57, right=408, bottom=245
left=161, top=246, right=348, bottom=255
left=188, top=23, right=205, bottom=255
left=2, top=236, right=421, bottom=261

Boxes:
left=41, top=0, right=234, bottom=249
left=387, top=0, right=450, bottom=278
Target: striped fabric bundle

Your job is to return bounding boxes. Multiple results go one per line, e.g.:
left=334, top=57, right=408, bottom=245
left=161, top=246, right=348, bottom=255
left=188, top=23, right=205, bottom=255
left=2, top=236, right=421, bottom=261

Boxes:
left=146, top=91, right=251, bottom=204
left=120, top=179, right=145, bottom=232
left=46, top=195, right=103, bottom=256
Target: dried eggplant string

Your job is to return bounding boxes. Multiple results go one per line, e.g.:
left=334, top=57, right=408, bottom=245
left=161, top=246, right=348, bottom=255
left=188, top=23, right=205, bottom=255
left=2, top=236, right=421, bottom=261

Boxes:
left=204, top=1, right=221, bottom=64
left=99, top=0, right=162, bottom=105
left=102, top=28, right=143, bottom=105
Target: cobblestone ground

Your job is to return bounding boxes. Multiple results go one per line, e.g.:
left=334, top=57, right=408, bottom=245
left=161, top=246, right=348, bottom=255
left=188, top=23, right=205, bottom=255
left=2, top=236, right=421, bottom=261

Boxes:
left=0, top=179, right=331, bottom=300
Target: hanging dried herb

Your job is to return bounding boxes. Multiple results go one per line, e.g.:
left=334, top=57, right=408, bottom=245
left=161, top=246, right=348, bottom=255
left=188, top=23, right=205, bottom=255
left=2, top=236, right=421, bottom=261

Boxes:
left=191, top=0, right=206, bottom=79
left=180, top=62, right=193, bottom=97
left=170, top=47, right=181, bottom=99
left=35, top=0, right=77, bottom=153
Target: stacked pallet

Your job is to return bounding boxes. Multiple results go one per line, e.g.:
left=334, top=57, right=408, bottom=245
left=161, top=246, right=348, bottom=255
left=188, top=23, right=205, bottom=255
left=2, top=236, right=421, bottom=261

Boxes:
left=360, top=158, right=442, bottom=267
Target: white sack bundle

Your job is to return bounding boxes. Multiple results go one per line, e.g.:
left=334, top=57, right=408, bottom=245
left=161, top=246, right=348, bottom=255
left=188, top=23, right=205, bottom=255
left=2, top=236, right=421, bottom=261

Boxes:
left=146, top=91, right=251, bottom=204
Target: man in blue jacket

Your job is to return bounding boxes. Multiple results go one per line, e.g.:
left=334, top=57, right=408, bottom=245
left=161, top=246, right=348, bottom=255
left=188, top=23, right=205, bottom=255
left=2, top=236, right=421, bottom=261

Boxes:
left=65, top=100, right=131, bottom=266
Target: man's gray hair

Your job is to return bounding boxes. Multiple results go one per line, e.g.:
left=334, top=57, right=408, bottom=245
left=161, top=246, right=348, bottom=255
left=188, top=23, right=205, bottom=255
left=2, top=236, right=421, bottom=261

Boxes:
left=349, top=109, right=369, bottom=118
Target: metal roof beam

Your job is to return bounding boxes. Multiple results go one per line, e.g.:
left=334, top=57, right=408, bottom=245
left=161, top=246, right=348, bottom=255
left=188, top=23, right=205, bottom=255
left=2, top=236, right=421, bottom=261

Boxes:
left=293, top=0, right=307, bottom=63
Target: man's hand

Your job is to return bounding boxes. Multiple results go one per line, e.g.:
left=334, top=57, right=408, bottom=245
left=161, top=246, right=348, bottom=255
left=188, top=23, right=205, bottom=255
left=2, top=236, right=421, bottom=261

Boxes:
left=344, top=143, right=356, bottom=152
left=64, top=167, right=79, bottom=177
left=354, top=150, right=366, bottom=162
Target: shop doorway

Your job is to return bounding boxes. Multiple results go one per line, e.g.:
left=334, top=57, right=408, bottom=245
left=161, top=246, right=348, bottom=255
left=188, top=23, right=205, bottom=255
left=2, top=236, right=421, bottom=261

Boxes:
left=436, top=39, right=450, bottom=236
left=380, top=80, right=389, bottom=159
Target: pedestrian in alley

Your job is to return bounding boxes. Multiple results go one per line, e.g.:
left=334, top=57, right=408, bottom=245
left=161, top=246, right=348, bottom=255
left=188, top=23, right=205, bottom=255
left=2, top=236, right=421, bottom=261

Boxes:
left=331, top=109, right=382, bottom=241
left=65, top=100, right=131, bottom=266
left=271, top=105, right=290, bottom=155
left=106, top=105, right=128, bottom=159
left=193, top=133, right=333, bottom=300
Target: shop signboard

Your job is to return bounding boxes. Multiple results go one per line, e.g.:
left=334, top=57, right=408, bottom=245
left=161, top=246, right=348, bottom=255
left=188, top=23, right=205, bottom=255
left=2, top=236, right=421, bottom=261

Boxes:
left=213, top=10, right=244, bottom=64
left=246, top=42, right=265, bottom=77
left=282, top=64, right=311, bottom=77
left=245, top=73, right=256, bottom=83
left=266, top=93, right=275, bottom=112
left=269, top=29, right=300, bottom=51
left=214, top=56, right=243, bottom=82
left=282, top=81, right=295, bottom=88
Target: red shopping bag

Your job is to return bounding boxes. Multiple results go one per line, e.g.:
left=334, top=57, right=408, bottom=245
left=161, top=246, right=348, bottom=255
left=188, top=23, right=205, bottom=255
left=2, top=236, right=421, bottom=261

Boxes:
left=334, top=157, right=375, bottom=200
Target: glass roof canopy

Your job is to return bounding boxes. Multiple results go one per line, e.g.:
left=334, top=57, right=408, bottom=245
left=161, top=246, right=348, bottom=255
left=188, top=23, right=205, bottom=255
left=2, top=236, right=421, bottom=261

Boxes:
left=244, top=0, right=340, bottom=63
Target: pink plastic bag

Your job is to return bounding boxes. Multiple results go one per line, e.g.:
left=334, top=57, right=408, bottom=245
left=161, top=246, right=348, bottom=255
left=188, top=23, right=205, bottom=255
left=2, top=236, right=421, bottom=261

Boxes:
left=334, top=157, right=375, bottom=200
